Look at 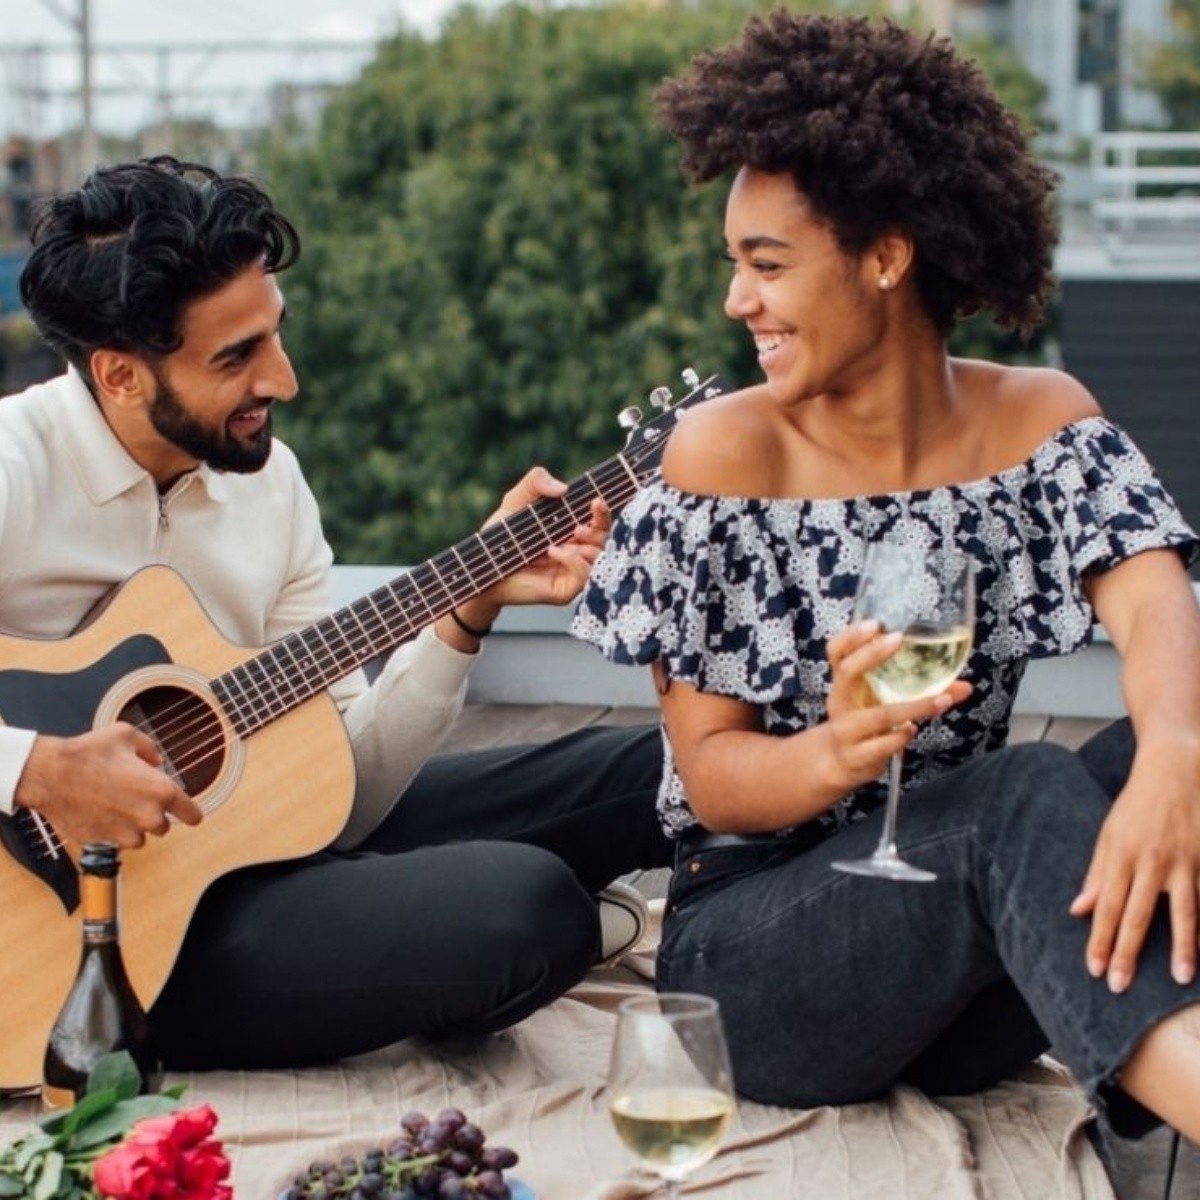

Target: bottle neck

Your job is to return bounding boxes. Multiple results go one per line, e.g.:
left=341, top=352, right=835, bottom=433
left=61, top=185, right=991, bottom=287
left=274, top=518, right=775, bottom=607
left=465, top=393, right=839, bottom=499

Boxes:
left=80, top=871, right=118, bottom=943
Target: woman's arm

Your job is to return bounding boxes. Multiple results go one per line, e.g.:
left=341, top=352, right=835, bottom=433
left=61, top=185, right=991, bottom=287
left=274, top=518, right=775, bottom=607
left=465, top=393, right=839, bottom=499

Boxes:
left=656, top=622, right=966, bottom=833
left=654, top=397, right=971, bottom=832
left=1074, top=549, right=1200, bottom=990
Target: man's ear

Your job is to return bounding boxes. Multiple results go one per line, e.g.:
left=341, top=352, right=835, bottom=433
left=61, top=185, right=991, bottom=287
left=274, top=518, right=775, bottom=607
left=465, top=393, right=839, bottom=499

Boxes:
left=89, top=349, right=154, bottom=410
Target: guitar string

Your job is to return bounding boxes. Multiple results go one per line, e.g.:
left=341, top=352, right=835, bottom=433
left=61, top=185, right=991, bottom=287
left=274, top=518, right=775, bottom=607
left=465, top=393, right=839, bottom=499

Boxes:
left=125, top=487, right=600, bottom=748
left=111, top=433, right=672, bottom=781
left=121, top=476, right=632, bottom=778
left=150, top=459, right=624, bottom=738
left=147, top=428, right=670, bottom=750
left=229, top=466, right=620, bottom=721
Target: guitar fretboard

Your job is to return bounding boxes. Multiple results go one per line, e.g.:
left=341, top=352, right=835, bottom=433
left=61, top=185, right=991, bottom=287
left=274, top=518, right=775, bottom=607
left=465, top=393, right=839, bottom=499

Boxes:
left=210, top=452, right=645, bottom=736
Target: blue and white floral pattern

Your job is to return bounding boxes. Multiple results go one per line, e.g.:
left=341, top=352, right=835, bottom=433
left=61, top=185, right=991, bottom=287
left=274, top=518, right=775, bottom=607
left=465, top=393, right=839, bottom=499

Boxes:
left=572, top=418, right=1198, bottom=838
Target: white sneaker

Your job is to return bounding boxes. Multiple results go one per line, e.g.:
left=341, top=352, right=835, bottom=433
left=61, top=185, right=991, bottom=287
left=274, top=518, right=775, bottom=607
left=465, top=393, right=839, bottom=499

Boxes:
left=596, top=881, right=648, bottom=967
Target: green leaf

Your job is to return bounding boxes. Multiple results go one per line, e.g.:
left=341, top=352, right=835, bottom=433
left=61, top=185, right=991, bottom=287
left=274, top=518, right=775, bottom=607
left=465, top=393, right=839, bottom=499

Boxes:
left=69, top=1095, right=179, bottom=1151
left=113, top=1094, right=181, bottom=1122
left=86, top=1053, right=140, bottom=1101
left=34, top=1110, right=68, bottom=1138
left=14, top=1133, right=54, bottom=1172
left=32, top=1152, right=63, bottom=1200
left=61, top=1089, right=120, bottom=1139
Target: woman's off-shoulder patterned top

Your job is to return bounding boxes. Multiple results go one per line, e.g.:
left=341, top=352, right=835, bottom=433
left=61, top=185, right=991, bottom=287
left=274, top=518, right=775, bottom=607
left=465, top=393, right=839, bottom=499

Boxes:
left=572, top=418, right=1199, bottom=839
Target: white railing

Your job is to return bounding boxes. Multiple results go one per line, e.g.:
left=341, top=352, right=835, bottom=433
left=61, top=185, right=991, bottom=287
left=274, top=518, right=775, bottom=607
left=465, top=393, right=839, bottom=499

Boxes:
left=1090, top=131, right=1200, bottom=254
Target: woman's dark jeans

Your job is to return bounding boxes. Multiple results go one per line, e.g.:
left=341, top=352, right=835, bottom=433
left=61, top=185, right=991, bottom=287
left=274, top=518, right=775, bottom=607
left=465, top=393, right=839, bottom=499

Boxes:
left=658, top=720, right=1199, bottom=1136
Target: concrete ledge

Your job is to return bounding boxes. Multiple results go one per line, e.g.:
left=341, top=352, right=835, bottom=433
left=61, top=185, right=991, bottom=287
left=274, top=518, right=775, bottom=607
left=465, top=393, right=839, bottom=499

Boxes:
left=328, top=565, right=1186, bottom=720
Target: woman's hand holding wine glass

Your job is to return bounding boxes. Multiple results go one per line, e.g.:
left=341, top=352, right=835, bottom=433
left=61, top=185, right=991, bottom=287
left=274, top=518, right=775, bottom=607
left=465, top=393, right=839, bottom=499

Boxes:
left=830, top=541, right=976, bottom=882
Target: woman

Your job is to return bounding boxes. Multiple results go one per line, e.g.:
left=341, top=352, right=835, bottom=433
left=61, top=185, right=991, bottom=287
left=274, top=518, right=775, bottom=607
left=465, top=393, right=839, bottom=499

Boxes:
left=573, top=12, right=1200, bottom=1143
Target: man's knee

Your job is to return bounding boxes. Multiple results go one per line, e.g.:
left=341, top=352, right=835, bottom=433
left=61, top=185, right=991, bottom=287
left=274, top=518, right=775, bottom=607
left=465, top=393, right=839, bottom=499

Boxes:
left=467, top=843, right=599, bottom=976
left=435, top=843, right=599, bottom=1033
left=567, top=723, right=662, bottom=789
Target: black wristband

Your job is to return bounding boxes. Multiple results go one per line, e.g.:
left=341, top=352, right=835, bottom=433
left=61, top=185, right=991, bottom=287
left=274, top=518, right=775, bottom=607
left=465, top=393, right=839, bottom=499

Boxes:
left=449, top=608, right=493, bottom=639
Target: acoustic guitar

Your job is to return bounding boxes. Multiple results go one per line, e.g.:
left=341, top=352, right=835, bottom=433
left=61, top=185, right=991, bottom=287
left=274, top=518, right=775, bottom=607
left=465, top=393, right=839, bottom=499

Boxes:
left=0, top=370, right=724, bottom=1089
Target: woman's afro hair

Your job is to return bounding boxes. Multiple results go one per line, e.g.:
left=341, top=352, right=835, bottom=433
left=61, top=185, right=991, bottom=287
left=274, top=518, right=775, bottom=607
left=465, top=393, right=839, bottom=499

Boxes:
left=656, top=10, right=1060, bottom=336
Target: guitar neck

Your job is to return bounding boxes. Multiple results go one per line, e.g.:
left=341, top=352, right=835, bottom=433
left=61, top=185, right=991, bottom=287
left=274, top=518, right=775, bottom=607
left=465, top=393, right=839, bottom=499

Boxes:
left=212, top=450, right=643, bottom=736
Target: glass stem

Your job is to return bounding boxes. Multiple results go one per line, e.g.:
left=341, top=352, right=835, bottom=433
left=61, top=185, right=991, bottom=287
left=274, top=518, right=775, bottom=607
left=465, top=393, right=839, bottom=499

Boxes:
left=875, top=752, right=904, bottom=862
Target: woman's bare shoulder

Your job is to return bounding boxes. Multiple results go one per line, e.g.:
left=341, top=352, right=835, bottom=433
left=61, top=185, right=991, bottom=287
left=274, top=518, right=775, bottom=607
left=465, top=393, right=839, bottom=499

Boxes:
left=958, top=360, right=1103, bottom=461
left=659, top=384, right=786, bottom=496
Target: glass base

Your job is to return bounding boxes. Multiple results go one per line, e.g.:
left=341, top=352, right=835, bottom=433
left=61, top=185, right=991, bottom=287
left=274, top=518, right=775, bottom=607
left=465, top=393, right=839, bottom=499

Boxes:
left=832, top=855, right=937, bottom=883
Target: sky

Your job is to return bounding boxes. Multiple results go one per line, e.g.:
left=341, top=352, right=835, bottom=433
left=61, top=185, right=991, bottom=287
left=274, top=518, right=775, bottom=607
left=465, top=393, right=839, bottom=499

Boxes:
left=0, top=0, right=476, bottom=140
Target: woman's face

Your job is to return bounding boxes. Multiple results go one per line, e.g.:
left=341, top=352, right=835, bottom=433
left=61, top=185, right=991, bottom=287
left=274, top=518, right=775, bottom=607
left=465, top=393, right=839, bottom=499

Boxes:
left=723, top=167, right=888, bottom=406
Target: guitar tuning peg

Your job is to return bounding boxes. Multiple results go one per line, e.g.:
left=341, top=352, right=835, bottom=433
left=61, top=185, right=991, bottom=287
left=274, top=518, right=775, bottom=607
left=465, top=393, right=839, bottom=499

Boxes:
left=617, top=406, right=643, bottom=430
left=648, top=386, right=672, bottom=410
left=680, top=367, right=700, bottom=389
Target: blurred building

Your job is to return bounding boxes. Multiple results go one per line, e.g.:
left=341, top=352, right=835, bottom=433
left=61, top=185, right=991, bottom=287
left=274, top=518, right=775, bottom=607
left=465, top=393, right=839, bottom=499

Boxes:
left=912, top=0, right=1173, bottom=141
left=4, top=136, right=34, bottom=243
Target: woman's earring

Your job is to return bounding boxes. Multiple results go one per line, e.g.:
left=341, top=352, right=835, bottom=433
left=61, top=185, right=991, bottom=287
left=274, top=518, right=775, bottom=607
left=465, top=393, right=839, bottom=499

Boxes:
left=878, top=276, right=892, bottom=290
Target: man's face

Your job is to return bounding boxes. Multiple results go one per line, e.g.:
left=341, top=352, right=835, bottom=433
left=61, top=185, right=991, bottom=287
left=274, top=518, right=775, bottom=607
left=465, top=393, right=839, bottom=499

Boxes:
left=147, top=358, right=274, bottom=474
left=140, top=262, right=298, bottom=481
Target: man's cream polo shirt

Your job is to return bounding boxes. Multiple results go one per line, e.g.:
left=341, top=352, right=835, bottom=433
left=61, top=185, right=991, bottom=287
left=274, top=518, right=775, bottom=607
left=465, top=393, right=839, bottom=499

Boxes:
left=0, top=370, right=473, bottom=847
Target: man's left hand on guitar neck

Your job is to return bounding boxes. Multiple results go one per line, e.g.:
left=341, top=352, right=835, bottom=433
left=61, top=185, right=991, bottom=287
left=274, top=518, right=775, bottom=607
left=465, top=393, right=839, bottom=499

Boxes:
left=434, top=466, right=611, bottom=654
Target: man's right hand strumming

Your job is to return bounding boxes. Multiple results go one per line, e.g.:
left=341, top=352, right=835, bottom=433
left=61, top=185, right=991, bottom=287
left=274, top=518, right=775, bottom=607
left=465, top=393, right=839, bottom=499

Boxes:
left=15, top=724, right=204, bottom=848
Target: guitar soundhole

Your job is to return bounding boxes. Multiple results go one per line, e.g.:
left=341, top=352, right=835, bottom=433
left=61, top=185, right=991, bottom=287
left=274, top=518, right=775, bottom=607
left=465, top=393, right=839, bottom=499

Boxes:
left=119, top=686, right=226, bottom=797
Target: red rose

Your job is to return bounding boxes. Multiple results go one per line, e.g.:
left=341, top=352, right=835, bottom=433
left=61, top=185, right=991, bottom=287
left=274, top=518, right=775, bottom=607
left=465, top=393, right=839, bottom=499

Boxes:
left=178, top=1141, right=231, bottom=1198
left=133, top=1106, right=220, bottom=1150
left=91, top=1139, right=171, bottom=1200
left=92, top=1107, right=231, bottom=1200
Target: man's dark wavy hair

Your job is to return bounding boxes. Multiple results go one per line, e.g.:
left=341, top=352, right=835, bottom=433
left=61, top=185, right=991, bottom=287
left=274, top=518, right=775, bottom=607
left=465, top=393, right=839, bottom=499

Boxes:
left=20, top=155, right=300, bottom=380
left=656, top=11, right=1060, bottom=337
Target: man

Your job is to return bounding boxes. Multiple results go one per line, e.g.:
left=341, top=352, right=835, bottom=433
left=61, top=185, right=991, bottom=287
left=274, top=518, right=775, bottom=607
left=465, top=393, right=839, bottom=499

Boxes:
left=0, top=156, right=667, bottom=1069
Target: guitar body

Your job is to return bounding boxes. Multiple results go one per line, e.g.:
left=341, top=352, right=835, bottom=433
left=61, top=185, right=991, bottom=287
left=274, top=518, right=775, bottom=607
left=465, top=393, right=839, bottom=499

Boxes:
left=0, top=565, right=354, bottom=1089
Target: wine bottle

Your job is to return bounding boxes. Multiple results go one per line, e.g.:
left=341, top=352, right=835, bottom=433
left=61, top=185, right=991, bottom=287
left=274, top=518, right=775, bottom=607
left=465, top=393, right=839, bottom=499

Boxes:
left=41, top=842, right=162, bottom=1109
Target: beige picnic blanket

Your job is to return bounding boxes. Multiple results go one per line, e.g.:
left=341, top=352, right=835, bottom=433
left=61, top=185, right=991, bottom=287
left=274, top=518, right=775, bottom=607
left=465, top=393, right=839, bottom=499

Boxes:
left=1, top=903, right=1112, bottom=1199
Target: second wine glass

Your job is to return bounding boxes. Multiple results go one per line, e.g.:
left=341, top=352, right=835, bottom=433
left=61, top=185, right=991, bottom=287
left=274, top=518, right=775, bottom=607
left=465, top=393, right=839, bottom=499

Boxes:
left=832, top=540, right=975, bottom=883
left=608, top=993, right=735, bottom=1197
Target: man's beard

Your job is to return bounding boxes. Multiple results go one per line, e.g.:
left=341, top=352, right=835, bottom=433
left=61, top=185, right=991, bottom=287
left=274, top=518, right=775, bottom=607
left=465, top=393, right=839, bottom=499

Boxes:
left=148, top=368, right=274, bottom=474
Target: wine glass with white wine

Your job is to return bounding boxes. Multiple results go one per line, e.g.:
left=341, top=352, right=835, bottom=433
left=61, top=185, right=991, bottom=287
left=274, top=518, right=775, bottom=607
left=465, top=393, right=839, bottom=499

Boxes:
left=832, top=540, right=975, bottom=883
left=608, top=993, right=735, bottom=1198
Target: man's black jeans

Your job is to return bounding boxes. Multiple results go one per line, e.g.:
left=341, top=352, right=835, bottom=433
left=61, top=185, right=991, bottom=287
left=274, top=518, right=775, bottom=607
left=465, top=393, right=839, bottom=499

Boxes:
left=151, top=724, right=668, bottom=1069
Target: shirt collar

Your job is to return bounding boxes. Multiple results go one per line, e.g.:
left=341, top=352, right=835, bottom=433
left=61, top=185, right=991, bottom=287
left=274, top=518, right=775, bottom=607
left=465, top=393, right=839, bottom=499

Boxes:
left=59, top=367, right=229, bottom=505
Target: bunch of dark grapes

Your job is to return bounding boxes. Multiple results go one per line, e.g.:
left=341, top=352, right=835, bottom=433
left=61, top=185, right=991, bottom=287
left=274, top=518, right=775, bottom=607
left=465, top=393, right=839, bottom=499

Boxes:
left=279, top=1108, right=520, bottom=1200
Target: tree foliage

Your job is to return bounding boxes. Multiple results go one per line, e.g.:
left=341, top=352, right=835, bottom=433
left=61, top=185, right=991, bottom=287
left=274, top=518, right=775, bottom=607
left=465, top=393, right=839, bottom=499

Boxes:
left=262, top=0, right=1051, bottom=563
left=1139, top=0, right=1200, bottom=129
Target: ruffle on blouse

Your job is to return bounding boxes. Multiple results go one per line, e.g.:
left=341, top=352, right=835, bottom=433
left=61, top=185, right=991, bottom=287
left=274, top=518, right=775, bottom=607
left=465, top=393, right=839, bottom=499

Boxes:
left=573, top=418, right=1198, bottom=706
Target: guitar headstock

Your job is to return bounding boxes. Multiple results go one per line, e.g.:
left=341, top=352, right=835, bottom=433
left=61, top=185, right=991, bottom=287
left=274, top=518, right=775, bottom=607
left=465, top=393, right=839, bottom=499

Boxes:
left=617, top=367, right=727, bottom=483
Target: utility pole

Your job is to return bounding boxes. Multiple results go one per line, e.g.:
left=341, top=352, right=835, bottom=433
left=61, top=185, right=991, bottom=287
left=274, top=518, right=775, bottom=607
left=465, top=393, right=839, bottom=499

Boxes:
left=35, top=0, right=97, bottom=178
left=78, top=0, right=97, bottom=172
left=155, top=47, right=173, bottom=158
